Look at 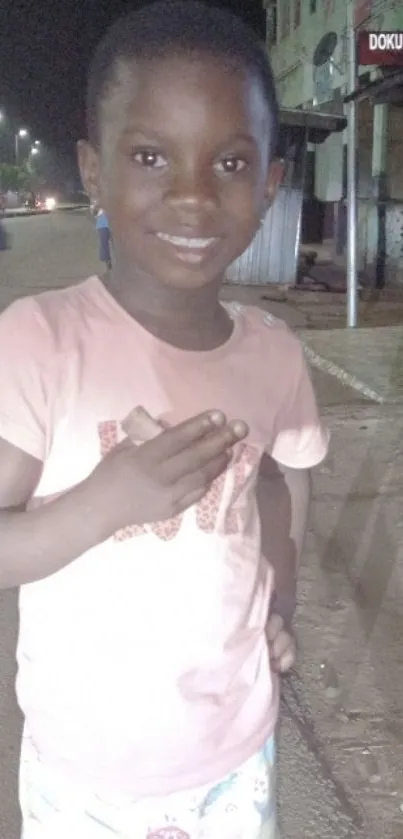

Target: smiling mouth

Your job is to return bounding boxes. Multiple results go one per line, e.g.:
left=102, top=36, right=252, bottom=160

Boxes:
left=156, top=232, right=218, bottom=250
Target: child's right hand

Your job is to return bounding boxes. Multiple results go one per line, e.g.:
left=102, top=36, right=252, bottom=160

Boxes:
left=89, top=411, right=248, bottom=535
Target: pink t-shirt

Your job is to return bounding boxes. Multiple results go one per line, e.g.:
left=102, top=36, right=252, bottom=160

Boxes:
left=0, top=277, right=328, bottom=799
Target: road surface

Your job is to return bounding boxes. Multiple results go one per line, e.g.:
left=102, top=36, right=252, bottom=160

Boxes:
left=0, top=209, right=99, bottom=312
left=1, top=211, right=403, bottom=838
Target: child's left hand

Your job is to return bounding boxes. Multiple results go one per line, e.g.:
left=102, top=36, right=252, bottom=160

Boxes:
left=266, top=612, right=296, bottom=674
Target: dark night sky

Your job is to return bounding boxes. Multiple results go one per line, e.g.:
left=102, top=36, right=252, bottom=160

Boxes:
left=0, top=0, right=265, bottom=168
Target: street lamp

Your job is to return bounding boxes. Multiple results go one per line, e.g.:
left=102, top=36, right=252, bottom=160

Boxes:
left=30, top=147, right=39, bottom=156
left=15, top=128, right=29, bottom=165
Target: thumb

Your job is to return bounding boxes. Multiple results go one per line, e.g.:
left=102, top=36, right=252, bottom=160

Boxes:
left=111, top=436, right=139, bottom=453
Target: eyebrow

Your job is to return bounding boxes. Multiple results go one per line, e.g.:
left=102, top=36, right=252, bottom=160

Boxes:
left=120, top=125, right=259, bottom=147
left=120, top=125, right=166, bottom=141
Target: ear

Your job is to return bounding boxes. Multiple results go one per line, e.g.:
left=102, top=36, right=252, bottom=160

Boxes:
left=77, top=140, right=101, bottom=207
left=264, top=157, right=284, bottom=207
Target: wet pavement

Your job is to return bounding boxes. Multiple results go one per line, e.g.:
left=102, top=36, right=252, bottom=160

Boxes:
left=1, top=212, right=403, bottom=837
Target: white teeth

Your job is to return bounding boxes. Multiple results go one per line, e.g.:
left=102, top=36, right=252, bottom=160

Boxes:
left=157, top=233, right=216, bottom=249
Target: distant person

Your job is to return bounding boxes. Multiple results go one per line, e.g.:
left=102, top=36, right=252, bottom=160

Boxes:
left=0, top=222, right=6, bottom=251
left=96, top=206, right=112, bottom=270
left=0, top=2, right=328, bottom=837
left=0, top=193, right=8, bottom=250
left=0, top=222, right=6, bottom=250
left=25, top=192, right=36, bottom=210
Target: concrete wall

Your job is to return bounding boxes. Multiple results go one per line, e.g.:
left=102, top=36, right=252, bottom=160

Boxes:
left=264, top=1, right=403, bottom=109
left=263, top=1, right=403, bottom=282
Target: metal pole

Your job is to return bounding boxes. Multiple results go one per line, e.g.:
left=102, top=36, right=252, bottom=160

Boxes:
left=15, top=134, right=18, bottom=166
left=346, top=0, right=358, bottom=327
left=293, top=129, right=308, bottom=287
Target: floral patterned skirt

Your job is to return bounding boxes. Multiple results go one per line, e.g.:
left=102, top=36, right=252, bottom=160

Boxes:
left=20, top=733, right=276, bottom=839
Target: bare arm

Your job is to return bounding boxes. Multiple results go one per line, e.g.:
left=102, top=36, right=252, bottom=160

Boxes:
left=257, top=453, right=311, bottom=627
left=0, top=438, right=112, bottom=589
left=0, top=411, right=248, bottom=590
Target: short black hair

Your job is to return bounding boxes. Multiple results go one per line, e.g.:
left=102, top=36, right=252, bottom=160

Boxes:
left=86, top=0, right=279, bottom=153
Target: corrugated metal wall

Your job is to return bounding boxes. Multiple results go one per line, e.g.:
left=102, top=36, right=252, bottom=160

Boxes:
left=226, top=133, right=306, bottom=286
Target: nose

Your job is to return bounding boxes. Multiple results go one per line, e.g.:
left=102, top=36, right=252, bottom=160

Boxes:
left=165, top=165, right=218, bottom=215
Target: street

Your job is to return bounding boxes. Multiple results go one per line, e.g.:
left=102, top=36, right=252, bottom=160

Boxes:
left=0, top=209, right=99, bottom=312
left=1, top=211, right=403, bottom=838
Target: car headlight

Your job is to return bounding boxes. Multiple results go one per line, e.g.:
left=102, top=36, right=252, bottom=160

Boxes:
left=45, top=197, right=57, bottom=211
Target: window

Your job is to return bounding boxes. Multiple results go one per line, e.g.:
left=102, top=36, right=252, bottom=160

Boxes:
left=310, top=0, right=317, bottom=12
left=294, top=0, right=301, bottom=28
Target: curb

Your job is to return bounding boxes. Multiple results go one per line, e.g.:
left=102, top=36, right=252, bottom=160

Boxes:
left=301, top=341, right=385, bottom=404
left=2, top=206, right=87, bottom=220
left=3, top=210, right=50, bottom=219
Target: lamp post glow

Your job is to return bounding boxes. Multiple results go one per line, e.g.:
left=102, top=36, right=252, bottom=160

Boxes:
left=15, top=128, right=29, bottom=165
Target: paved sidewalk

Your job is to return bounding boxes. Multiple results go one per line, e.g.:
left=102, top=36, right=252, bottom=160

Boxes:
left=301, top=326, right=403, bottom=404
left=3, top=203, right=87, bottom=219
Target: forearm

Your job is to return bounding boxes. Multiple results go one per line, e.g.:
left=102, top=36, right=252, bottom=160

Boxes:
left=0, top=477, right=112, bottom=590
left=257, top=457, right=311, bottom=626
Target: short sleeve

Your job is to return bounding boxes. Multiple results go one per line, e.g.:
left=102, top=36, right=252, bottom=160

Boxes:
left=0, top=298, right=51, bottom=460
left=270, top=335, right=329, bottom=470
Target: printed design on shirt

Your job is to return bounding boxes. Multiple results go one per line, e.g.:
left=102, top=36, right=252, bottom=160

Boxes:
left=195, top=443, right=256, bottom=535
left=97, top=421, right=261, bottom=543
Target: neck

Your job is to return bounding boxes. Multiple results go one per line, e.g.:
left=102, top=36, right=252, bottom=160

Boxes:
left=104, top=264, right=232, bottom=351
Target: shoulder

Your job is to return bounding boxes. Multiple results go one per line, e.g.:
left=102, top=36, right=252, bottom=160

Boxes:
left=227, top=301, right=305, bottom=363
left=0, top=278, right=99, bottom=357
left=0, top=295, right=51, bottom=354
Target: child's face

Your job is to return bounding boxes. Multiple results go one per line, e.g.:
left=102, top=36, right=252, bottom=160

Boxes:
left=80, top=54, right=281, bottom=290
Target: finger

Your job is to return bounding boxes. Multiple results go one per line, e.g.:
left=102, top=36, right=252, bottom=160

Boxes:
left=273, top=644, right=296, bottom=674
left=110, top=437, right=139, bottom=454
left=122, top=406, right=163, bottom=443
left=172, top=451, right=231, bottom=510
left=270, top=630, right=292, bottom=662
left=144, top=411, right=229, bottom=461
left=266, top=612, right=284, bottom=643
left=163, top=421, right=249, bottom=485
left=172, top=484, right=212, bottom=515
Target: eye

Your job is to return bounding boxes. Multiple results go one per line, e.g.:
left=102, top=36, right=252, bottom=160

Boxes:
left=132, top=150, right=167, bottom=169
left=214, top=156, right=247, bottom=175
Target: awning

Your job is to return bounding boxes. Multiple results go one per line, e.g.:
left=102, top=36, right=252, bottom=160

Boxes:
left=279, top=107, right=347, bottom=144
left=344, top=68, right=403, bottom=105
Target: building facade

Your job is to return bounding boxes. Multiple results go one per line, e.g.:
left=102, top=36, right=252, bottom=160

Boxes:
left=263, top=0, right=403, bottom=286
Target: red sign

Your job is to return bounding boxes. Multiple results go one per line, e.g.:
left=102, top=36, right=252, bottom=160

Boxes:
left=355, top=0, right=371, bottom=28
left=359, top=31, right=403, bottom=65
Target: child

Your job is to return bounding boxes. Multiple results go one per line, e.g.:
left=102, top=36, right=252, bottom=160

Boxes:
left=96, top=205, right=112, bottom=270
left=0, top=219, right=7, bottom=251
left=0, top=2, right=328, bottom=836
left=0, top=192, right=8, bottom=251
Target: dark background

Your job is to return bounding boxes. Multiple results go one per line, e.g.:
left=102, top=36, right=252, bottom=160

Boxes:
left=0, top=0, right=265, bottom=180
